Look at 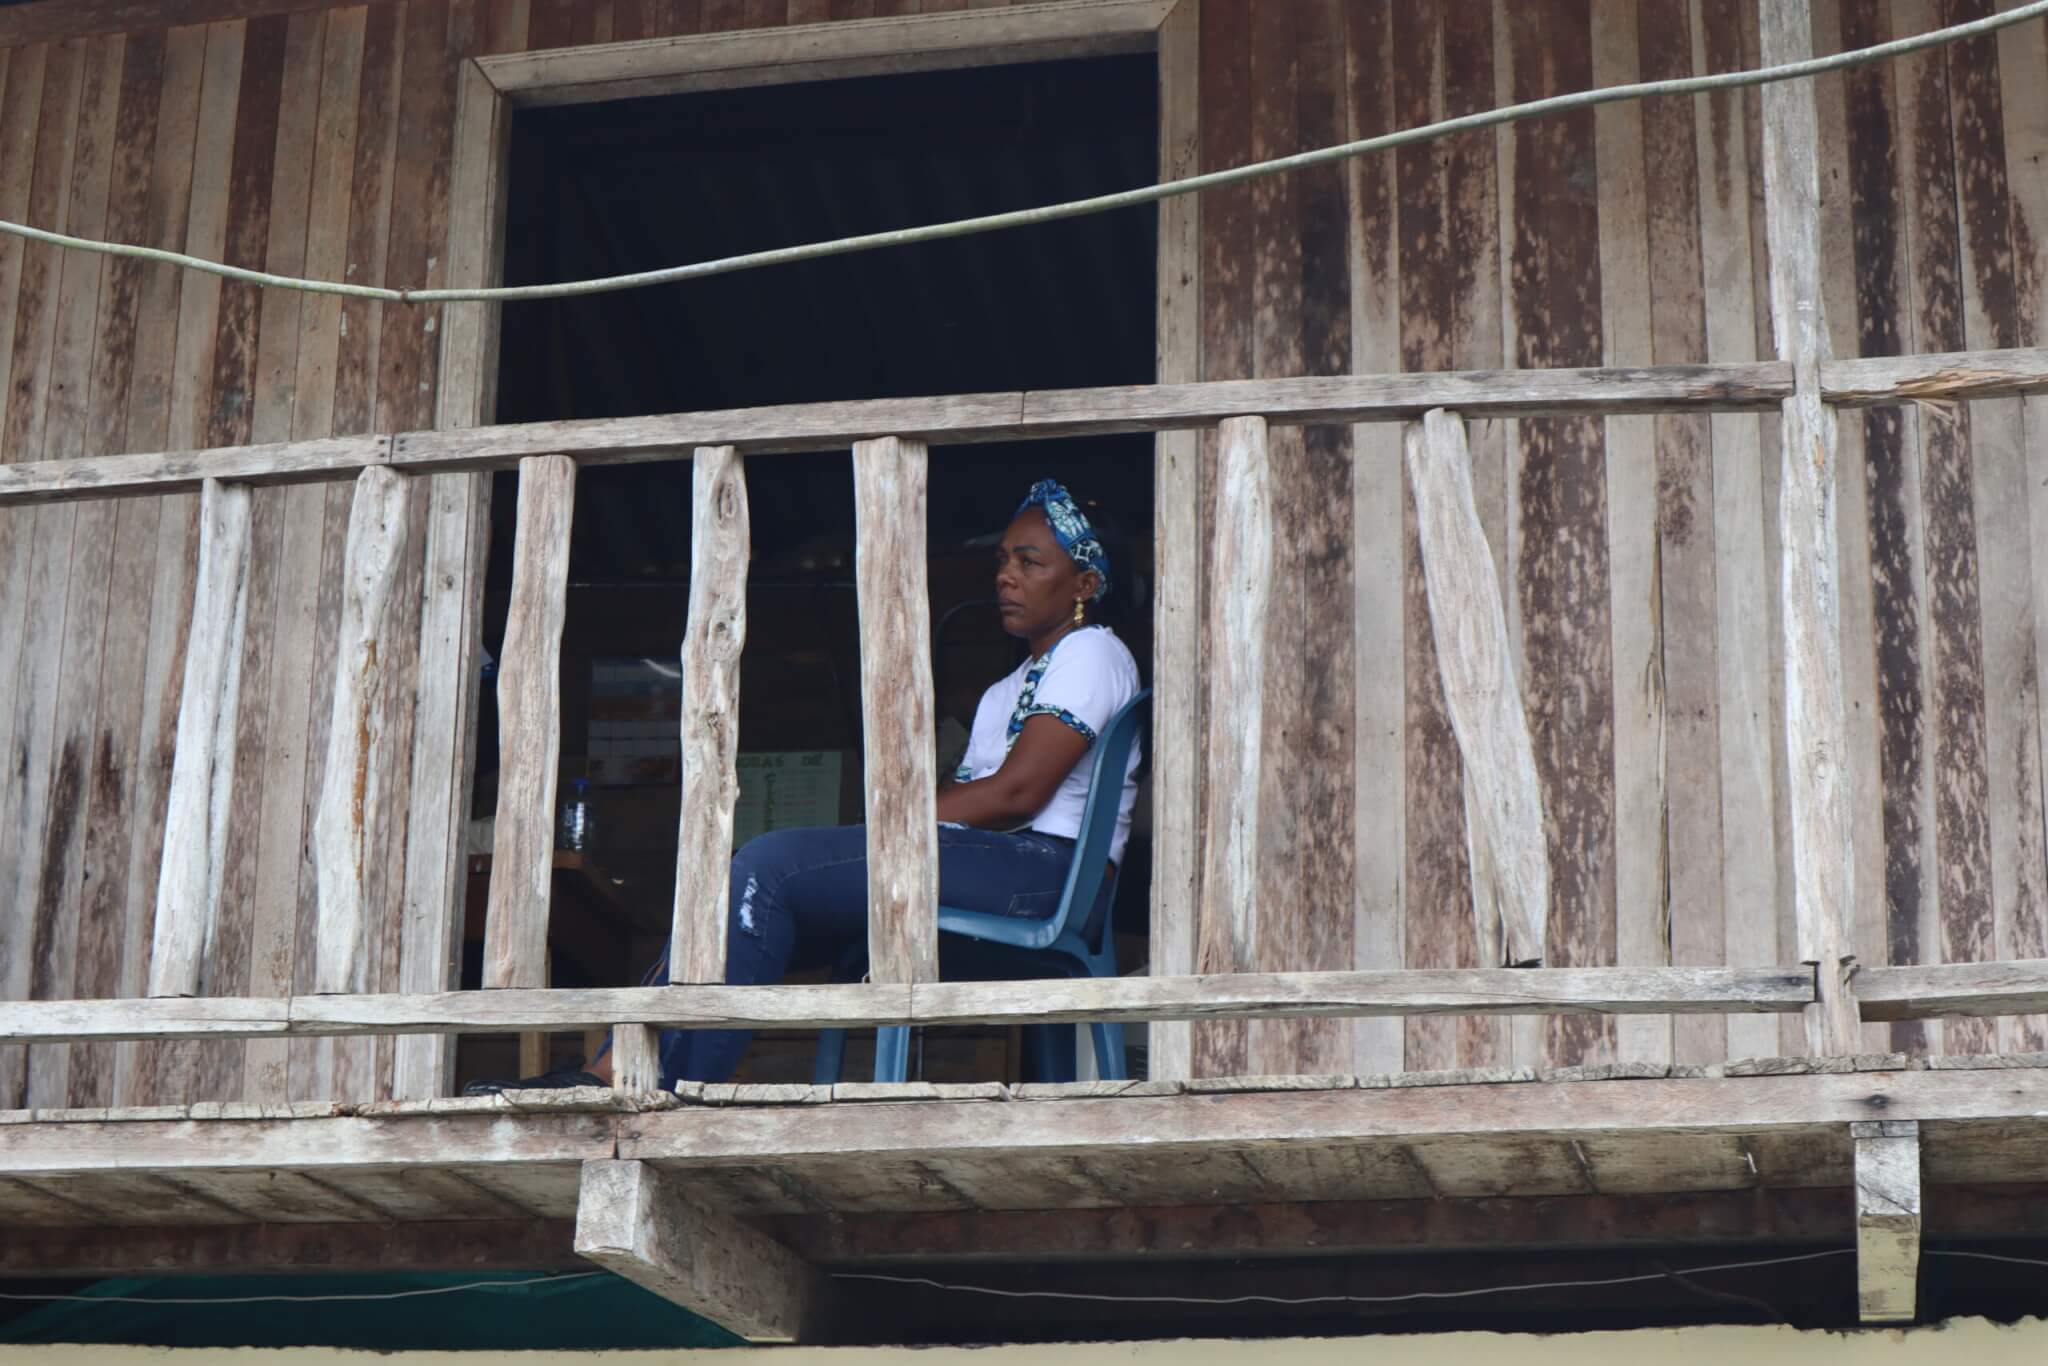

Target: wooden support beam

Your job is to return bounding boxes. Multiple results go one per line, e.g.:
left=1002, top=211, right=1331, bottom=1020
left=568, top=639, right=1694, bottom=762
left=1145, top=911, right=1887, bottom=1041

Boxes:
left=485, top=454, right=576, bottom=990
left=852, top=436, right=939, bottom=986
left=1404, top=409, right=1548, bottom=966
left=1195, top=416, right=1274, bottom=1075
left=147, top=477, right=253, bottom=998
left=573, top=1159, right=822, bottom=1343
left=9, top=350, right=2048, bottom=508
left=0, top=965, right=1814, bottom=1046
left=1758, top=0, right=1859, bottom=1056
left=1856, top=959, right=2048, bottom=1019
left=0, top=1219, right=582, bottom=1278
left=1853, top=1119, right=1921, bottom=1323
left=312, top=465, right=411, bottom=995
left=670, top=445, right=748, bottom=987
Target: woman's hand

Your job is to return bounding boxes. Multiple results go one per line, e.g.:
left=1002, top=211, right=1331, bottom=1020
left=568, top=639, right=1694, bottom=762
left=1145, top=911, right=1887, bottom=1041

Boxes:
left=935, top=714, right=1090, bottom=830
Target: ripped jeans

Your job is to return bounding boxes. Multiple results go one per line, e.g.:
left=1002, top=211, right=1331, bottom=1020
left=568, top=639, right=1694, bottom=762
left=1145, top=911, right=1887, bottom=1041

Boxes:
left=643, top=822, right=1105, bottom=1087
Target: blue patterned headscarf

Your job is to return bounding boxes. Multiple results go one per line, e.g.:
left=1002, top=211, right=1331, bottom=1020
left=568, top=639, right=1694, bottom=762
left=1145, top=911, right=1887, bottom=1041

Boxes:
left=1017, top=480, right=1111, bottom=600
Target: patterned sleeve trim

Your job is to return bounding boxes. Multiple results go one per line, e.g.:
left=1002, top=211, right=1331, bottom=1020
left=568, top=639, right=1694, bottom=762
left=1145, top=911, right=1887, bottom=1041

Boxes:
left=954, top=764, right=973, bottom=783
left=1020, top=704, right=1098, bottom=744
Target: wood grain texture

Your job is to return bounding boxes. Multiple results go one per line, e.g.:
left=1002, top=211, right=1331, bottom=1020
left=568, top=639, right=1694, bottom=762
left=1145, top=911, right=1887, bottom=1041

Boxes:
left=312, top=466, right=411, bottom=995
left=1852, top=1118, right=1920, bottom=1322
left=573, top=1160, right=823, bottom=1342
left=1194, top=416, right=1272, bottom=1077
left=851, top=435, right=939, bottom=985
left=1405, top=409, right=1548, bottom=970
left=670, top=445, right=749, bottom=984
left=148, top=478, right=252, bottom=999
left=1759, top=0, right=1859, bottom=1056
left=485, top=454, right=575, bottom=990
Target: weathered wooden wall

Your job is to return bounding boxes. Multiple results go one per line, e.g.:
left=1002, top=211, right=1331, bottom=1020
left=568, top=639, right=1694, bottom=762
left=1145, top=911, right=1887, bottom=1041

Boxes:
left=1186, top=0, right=2048, bottom=1075
left=1, top=0, right=2045, bottom=1105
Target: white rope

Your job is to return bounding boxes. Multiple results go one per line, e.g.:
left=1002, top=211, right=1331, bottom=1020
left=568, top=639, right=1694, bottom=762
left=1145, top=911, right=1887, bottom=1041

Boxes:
left=1, top=2, right=2044, bottom=306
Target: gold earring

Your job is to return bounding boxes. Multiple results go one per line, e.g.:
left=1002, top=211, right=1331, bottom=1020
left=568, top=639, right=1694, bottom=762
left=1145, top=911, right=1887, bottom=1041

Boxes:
left=1072, top=599, right=1086, bottom=624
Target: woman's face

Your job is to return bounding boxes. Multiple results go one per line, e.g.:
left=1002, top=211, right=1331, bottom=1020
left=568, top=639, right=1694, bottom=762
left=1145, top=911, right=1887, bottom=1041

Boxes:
left=994, top=510, right=1097, bottom=642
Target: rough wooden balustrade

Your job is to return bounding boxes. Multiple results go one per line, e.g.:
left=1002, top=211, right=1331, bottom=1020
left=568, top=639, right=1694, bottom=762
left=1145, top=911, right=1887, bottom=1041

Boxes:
left=311, top=466, right=412, bottom=995
left=147, top=478, right=253, bottom=999
left=1404, top=409, right=1548, bottom=968
left=484, top=454, right=577, bottom=990
left=852, top=436, right=940, bottom=985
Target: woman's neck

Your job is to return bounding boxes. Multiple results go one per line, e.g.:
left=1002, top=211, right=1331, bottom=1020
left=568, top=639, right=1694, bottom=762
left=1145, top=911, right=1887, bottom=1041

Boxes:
left=1027, top=617, right=1090, bottom=659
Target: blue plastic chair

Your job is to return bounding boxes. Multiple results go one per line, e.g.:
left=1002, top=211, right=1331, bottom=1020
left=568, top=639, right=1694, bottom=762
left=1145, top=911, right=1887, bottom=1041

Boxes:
left=814, top=689, right=1151, bottom=1085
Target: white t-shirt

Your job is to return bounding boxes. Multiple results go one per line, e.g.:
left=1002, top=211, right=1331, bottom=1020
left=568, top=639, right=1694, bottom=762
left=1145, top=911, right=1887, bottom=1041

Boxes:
left=954, top=626, right=1143, bottom=865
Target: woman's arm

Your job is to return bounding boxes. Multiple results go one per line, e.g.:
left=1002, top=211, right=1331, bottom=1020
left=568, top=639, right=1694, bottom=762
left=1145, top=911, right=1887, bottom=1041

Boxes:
left=935, top=714, right=1090, bottom=829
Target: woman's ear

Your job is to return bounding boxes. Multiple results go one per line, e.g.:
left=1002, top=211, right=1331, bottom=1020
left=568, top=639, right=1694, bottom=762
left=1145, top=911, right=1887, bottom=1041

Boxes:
left=1077, top=568, right=1102, bottom=604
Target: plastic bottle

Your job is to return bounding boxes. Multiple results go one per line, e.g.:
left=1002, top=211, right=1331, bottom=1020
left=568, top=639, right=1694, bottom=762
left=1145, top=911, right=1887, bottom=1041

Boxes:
left=559, top=778, right=593, bottom=852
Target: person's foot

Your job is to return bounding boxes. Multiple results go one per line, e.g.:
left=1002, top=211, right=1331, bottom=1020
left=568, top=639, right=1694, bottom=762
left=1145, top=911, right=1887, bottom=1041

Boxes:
left=462, top=1066, right=607, bottom=1096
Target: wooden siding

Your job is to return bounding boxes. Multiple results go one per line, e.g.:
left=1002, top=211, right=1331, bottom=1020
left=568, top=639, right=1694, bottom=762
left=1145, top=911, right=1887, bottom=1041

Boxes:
left=0, top=0, right=2045, bottom=1103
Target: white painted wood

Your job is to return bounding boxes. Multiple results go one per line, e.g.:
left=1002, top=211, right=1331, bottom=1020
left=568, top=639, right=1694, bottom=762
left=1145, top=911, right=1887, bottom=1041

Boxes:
left=147, top=478, right=252, bottom=998
left=0, top=966, right=1815, bottom=1046
left=574, top=1160, right=820, bottom=1342
left=852, top=436, right=939, bottom=986
left=312, top=466, right=411, bottom=995
left=481, top=0, right=1174, bottom=106
left=485, top=455, right=576, bottom=990
left=1404, top=409, right=1548, bottom=967
left=1758, top=0, right=1858, bottom=1057
left=670, top=445, right=748, bottom=986
left=1853, top=1119, right=1921, bottom=1323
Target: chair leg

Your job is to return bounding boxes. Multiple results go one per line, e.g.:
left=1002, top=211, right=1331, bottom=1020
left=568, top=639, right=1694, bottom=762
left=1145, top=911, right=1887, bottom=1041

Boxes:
left=874, top=1026, right=912, bottom=1083
left=1089, top=1020, right=1127, bottom=1081
left=813, top=1028, right=847, bottom=1085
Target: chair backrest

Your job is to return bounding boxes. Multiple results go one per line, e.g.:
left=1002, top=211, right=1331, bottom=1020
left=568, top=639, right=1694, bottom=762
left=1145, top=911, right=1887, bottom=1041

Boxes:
left=1035, top=688, right=1151, bottom=951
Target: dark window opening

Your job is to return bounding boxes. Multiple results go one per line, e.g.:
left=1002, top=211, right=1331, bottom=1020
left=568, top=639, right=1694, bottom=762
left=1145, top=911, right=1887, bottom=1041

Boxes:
left=461, top=55, right=1159, bottom=1086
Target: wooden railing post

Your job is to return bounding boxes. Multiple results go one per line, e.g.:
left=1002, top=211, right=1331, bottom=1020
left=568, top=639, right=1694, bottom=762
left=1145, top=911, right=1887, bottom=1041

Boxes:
left=484, top=454, right=576, bottom=990
left=312, top=466, right=411, bottom=995
left=1759, top=0, right=1860, bottom=1055
left=852, top=436, right=940, bottom=986
left=1195, top=416, right=1273, bottom=1077
left=148, top=478, right=253, bottom=998
left=1405, top=409, right=1548, bottom=967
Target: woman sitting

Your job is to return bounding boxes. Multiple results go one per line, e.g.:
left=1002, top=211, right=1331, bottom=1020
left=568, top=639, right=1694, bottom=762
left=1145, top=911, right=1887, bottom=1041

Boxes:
left=469, top=478, right=1141, bottom=1092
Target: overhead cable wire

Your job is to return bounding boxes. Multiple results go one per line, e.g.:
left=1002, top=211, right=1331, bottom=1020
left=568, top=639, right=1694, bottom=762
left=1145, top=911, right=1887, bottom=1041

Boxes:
left=0, top=1272, right=605, bottom=1306
left=0, top=2, right=2045, bottom=306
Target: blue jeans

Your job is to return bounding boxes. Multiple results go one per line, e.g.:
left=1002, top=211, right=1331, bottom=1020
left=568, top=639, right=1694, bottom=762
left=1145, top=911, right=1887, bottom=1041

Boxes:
left=644, top=823, right=1109, bottom=1086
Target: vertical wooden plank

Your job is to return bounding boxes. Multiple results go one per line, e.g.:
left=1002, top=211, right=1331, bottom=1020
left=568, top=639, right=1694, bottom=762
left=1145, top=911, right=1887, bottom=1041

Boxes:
left=1293, top=0, right=1357, bottom=1078
left=1812, top=0, right=1894, bottom=1052
left=2000, top=0, right=2048, bottom=1050
left=313, top=467, right=412, bottom=996
left=1591, top=0, right=1672, bottom=1067
left=1196, top=415, right=1272, bottom=1072
left=1759, top=0, right=1860, bottom=1056
left=242, top=5, right=329, bottom=1105
left=195, top=10, right=289, bottom=1104
left=1853, top=1119, right=1922, bottom=1322
left=1504, top=0, right=1616, bottom=1068
left=1840, top=0, right=1939, bottom=1056
left=1642, top=1, right=1731, bottom=1066
left=1894, top=0, right=1995, bottom=1057
left=485, top=454, right=576, bottom=990
left=1245, top=0, right=1306, bottom=1078
left=1946, top=0, right=2048, bottom=1054
left=398, top=56, right=508, bottom=1101
left=1393, top=3, right=1475, bottom=1075
left=852, top=435, right=939, bottom=987
left=1691, top=0, right=1782, bottom=1062
left=0, top=37, right=83, bottom=1110
left=1406, top=410, right=1550, bottom=969
left=1341, top=0, right=1405, bottom=1077
left=1192, top=0, right=1251, bottom=1078
left=670, top=445, right=749, bottom=985
left=1148, top=0, right=1200, bottom=1083
left=148, top=479, right=254, bottom=1001
left=112, top=21, right=209, bottom=1107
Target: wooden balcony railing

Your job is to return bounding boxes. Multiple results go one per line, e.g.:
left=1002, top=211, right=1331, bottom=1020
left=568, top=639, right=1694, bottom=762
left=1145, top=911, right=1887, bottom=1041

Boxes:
left=4, top=346, right=2048, bottom=1090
